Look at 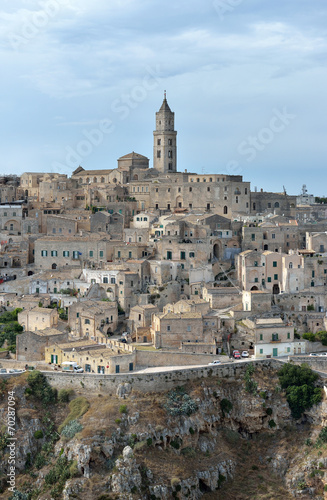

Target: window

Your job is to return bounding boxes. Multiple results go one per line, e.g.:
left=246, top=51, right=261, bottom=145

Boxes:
left=41, top=250, right=47, bottom=257
left=254, top=278, right=258, bottom=283
left=267, top=277, right=272, bottom=283
left=274, top=274, right=278, bottom=280
left=272, top=233, right=275, bottom=239
left=117, top=251, right=121, bottom=258
left=289, top=262, right=293, bottom=269
left=189, top=252, right=195, bottom=258
left=272, top=333, right=278, bottom=341
left=287, top=332, right=290, bottom=339
left=157, top=139, right=161, bottom=145
left=187, top=326, right=191, bottom=332
left=63, top=251, right=69, bottom=257
left=76, top=312, right=79, bottom=318
left=128, top=251, right=132, bottom=258
left=103, top=277, right=108, bottom=283
left=85, top=319, right=90, bottom=324
left=167, top=251, right=172, bottom=260
left=260, top=349, right=263, bottom=354
left=100, top=250, right=104, bottom=258
left=52, top=228, right=56, bottom=234
left=287, top=347, right=291, bottom=353
left=73, top=251, right=79, bottom=259
left=260, top=334, right=263, bottom=341
left=110, top=277, right=115, bottom=284
left=167, top=325, right=171, bottom=331
left=251, top=234, right=255, bottom=241
left=312, top=270, right=315, bottom=278
left=189, top=187, right=192, bottom=192
left=157, top=150, right=161, bottom=158
left=273, top=261, right=277, bottom=267
left=180, top=251, right=186, bottom=260
left=51, top=250, right=57, bottom=257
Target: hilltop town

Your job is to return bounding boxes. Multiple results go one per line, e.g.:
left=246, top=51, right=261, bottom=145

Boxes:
left=0, top=95, right=327, bottom=374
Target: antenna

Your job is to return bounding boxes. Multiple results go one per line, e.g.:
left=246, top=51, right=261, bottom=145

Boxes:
left=164, top=90, right=166, bottom=99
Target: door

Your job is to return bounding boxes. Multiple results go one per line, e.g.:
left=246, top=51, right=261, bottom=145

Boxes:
left=273, top=348, right=278, bottom=357
left=51, top=355, right=58, bottom=364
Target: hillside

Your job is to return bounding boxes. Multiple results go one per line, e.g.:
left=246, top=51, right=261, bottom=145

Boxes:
left=0, top=363, right=327, bottom=500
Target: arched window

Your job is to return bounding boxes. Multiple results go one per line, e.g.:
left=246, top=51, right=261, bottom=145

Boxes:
left=274, top=202, right=280, bottom=208
left=289, top=263, right=293, bottom=269
left=223, top=206, right=228, bottom=214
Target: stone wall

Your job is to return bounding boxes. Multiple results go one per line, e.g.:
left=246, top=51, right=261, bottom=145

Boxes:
left=42, top=359, right=285, bottom=394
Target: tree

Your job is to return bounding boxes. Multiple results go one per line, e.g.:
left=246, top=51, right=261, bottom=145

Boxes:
left=278, top=363, right=322, bottom=419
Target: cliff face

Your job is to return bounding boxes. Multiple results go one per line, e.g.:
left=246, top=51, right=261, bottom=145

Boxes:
left=0, top=364, right=326, bottom=500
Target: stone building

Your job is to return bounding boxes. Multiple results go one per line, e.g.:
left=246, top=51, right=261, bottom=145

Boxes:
left=202, top=286, right=242, bottom=309
left=16, top=328, right=68, bottom=362
left=242, top=317, right=305, bottom=358
left=153, top=94, right=177, bottom=174
left=306, top=232, right=327, bottom=254
left=68, top=299, right=118, bottom=338
left=250, top=189, right=296, bottom=215
left=18, top=307, right=58, bottom=331
left=34, top=234, right=115, bottom=270
left=151, top=311, right=204, bottom=349
left=128, top=304, right=158, bottom=333
left=90, top=211, right=124, bottom=239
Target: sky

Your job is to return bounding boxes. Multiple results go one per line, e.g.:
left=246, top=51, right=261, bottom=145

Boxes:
left=0, top=0, right=326, bottom=196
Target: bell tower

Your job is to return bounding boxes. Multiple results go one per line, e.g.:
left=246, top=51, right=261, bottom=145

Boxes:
left=153, top=92, right=177, bottom=174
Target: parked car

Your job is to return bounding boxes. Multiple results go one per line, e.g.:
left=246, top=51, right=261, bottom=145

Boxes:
left=208, top=360, right=221, bottom=366
left=241, top=351, right=249, bottom=358
left=0, top=368, right=6, bottom=374
left=318, top=352, right=327, bottom=357
left=119, top=338, right=127, bottom=343
left=233, top=351, right=241, bottom=359
left=309, top=353, right=319, bottom=356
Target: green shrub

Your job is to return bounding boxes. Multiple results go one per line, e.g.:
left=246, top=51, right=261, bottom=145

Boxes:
left=119, top=405, right=127, bottom=414
left=146, top=437, right=152, bottom=446
left=318, top=427, right=327, bottom=443
left=170, top=439, right=180, bottom=450
left=244, top=364, right=258, bottom=394
left=34, top=453, right=47, bottom=469
left=268, top=419, right=276, bottom=428
left=189, top=427, right=195, bottom=435
left=27, top=371, right=57, bottom=407
left=278, top=363, right=322, bottom=419
left=44, top=455, right=76, bottom=498
left=115, top=418, right=121, bottom=425
left=163, top=387, right=198, bottom=416
left=220, top=398, right=233, bottom=416
left=58, top=397, right=89, bottom=433
left=58, top=388, right=73, bottom=403
left=34, top=430, right=44, bottom=439
left=302, top=332, right=316, bottom=342
left=266, top=408, right=273, bottom=416
left=60, top=419, right=83, bottom=439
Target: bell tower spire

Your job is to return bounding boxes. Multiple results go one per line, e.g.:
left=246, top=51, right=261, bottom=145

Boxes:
left=153, top=94, right=177, bottom=174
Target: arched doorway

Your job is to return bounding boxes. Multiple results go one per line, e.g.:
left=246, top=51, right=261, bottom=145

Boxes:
left=28, top=271, right=34, bottom=276
left=273, top=284, right=280, bottom=294
left=251, top=286, right=259, bottom=291
left=263, top=244, right=268, bottom=251
left=52, top=263, right=57, bottom=270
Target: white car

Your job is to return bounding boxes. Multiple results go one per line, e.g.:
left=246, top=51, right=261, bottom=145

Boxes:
left=208, top=360, right=221, bottom=366
left=318, top=353, right=327, bottom=357
left=241, top=351, right=249, bottom=358
left=309, top=353, right=318, bottom=356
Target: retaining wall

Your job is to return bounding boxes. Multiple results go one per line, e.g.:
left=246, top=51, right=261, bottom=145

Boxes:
left=42, top=359, right=284, bottom=394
